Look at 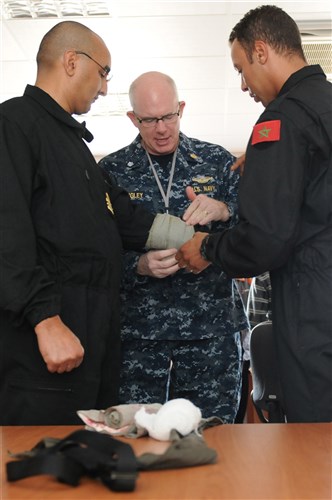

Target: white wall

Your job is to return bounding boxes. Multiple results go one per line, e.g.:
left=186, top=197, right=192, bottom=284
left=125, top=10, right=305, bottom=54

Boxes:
left=1, top=1, right=331, bottom=157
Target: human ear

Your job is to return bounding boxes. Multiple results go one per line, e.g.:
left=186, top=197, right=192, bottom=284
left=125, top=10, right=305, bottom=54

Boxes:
left=63, top=50, right=77, bottom=76
left=127, top=110, right=139, bottom=129
left=254, top=41, right=268, bottom=64
left=178, top=100, right=186, bottom=118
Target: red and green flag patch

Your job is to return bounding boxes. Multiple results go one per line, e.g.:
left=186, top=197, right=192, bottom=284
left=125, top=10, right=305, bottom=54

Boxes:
left=251, top=120, right=281, bottom=145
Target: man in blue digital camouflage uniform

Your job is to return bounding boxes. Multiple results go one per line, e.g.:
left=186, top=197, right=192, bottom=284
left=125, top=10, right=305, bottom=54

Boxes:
left=99, top=71, right=248, bottom=421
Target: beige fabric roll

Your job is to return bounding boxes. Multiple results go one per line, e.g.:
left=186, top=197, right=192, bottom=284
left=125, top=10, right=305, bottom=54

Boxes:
left=146, top=213, right=194, bottom=249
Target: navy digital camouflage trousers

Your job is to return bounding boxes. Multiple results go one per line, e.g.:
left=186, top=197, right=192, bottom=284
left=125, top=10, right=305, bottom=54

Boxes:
left=119, top=333, right=242, bottom=423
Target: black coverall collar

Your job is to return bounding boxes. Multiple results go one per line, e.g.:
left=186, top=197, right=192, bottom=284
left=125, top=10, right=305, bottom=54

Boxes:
left=24, top=84, right=94, bottom=143
left=278, top=64, right=325, bottom=98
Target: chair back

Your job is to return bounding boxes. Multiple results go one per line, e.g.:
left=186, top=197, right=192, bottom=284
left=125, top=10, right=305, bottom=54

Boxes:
left=250, top=321, right=286, bottom=423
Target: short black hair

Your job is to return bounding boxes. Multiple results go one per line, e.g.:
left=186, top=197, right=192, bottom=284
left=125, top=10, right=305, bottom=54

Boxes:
left=36, top=21, right=96, bottom=68
left=229, top=5, right=305, bottom=62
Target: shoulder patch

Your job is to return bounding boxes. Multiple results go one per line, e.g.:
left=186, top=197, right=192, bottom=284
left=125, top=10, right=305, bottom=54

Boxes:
left=251, top=120, right=281, bottom=145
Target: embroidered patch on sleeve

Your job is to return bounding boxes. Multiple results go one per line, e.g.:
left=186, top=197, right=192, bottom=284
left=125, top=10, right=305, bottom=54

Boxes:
left=251, top=120, right=281, bottom=145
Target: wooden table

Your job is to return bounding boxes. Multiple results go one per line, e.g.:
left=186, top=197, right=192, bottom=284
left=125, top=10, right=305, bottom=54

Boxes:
left=1, top=423, right=331, bottom=499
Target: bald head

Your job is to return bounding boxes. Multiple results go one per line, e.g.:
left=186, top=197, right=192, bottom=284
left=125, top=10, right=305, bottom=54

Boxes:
left=35, top=21, right=111, bottom=115
left=36, top=21, right=105, bottom=71
left=127, top=71, right=184, bottom=156
left=128, top=71, right=179, bottom=112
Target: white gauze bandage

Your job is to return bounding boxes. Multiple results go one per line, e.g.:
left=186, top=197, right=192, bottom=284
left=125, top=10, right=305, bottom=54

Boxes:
left=146, top=213, right=194, bottom=250
left=134, top=398, right=202, bottom=441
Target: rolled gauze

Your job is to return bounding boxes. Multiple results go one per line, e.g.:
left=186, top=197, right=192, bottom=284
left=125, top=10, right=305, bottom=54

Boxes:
left=146, top=214, right=195, bottom=250
left=134, top=398, right=202, bottom=441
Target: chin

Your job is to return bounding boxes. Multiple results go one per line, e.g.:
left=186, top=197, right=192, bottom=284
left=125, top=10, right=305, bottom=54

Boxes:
left=154, top=142, right=175, bottom=154
left=81, top=102, right=92, bottom=114
left=74, top=107, right=90, bottom=116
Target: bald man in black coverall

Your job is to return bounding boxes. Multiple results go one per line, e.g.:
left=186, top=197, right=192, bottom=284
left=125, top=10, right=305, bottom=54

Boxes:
left=0, top=21, right=190, bottom=424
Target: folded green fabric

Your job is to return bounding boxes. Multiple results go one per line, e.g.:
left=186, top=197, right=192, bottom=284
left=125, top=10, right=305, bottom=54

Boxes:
left=137, top=430, right=217, bottom=470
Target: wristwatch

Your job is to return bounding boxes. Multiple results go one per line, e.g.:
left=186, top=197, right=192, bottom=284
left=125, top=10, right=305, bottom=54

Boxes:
left=200, top=235, right=210, bottom=261
left=224, top=202, right=234, bottom=219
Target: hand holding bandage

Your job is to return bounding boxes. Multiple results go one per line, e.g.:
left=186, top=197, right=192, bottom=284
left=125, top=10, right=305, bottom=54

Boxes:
left=175, top=232, right=211, bottom=274
left=146, top=213, right=195, bottom=250
left=137, top=249, right=179, bottom=278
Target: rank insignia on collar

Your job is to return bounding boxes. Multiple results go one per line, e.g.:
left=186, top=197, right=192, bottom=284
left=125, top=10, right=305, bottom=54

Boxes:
left=105, top=192, right=114, bottom=215
left=189, top=153, right=203, bottom=163
left=251, top=120, right=281, bottom=145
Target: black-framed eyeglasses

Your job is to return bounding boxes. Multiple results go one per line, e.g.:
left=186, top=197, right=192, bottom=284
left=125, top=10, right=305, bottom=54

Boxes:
left=75, top=51, right=112, bottom=81
left=133, top=104, right=181, bottom=128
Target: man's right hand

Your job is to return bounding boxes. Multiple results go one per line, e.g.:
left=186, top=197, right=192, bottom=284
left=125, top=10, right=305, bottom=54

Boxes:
left=137, top=248, right=180, bottom=278
left=35, top=315, right=85, bottom=373
left=175, top=232, right=211, bottom=274
left=231, top=153, right=246, bottom=174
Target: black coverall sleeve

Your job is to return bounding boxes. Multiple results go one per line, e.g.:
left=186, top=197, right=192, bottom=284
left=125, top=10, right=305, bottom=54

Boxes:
left=102, top=170, right=155, bottom=251
left=205, top=113, right=306, bottom=277
left=0, top=116, right=61, bottom=326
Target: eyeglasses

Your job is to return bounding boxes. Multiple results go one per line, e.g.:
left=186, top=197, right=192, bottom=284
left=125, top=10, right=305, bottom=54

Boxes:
left=75, top=51, right=112, bottom=81
left=133, top=105, right=181, bottom=128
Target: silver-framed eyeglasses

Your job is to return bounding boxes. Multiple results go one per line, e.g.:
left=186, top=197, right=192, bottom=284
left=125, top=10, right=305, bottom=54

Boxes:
left=75, top=51, right=112, bottom=81
left=134, top=105, right=181, bottom=128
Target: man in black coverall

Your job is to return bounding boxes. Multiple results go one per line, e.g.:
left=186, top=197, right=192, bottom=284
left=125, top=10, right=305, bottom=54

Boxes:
left=0, top=21, right=190, bottom=425
left=176, top=5, right=332, bottom=423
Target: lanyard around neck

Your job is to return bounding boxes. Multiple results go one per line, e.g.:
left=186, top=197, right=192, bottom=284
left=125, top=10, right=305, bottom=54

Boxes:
left=146, top=149, right=177, bottom=214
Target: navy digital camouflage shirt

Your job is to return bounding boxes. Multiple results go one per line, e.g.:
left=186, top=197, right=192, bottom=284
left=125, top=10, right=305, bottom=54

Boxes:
left=99, top=132, right=249, bottom=341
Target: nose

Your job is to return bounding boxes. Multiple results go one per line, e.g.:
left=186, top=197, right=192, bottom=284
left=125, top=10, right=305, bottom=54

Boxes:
left=241, top=74, right=248, bottom=93
left=155, top=118, right=167, bottom=131
left=99, top=79, right=108, bottom=96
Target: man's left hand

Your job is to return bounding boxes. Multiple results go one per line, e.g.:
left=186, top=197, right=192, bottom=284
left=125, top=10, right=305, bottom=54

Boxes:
left=175, top=232, right=210, bottom=274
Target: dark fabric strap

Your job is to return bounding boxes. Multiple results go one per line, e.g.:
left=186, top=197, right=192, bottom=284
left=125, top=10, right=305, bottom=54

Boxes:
left=6, top=430, right=137, bottom=492
left=7, top=453, right=83, bottom=486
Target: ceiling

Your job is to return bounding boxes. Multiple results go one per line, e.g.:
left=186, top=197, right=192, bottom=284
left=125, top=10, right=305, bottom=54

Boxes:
left=1, top=1, right=331, bottom=157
